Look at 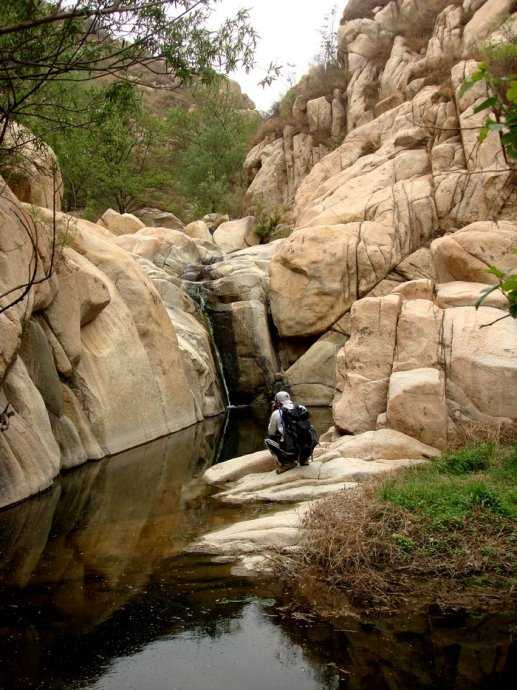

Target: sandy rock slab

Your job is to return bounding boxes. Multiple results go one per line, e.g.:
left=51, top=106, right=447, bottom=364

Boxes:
left=189, top=504, right=312, bottom=557
left=203, top=429, right=435, bottom=506
left=212, top=457, right=427, bottom=505
left=204, top=450, right=277, bottom=486
left=193, top=429, right=434, bottom=566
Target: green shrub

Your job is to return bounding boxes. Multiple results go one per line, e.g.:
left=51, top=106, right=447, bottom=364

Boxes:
left=437, top=443, right=494, bottom=475
left=282, top=442, right=517, bottom=611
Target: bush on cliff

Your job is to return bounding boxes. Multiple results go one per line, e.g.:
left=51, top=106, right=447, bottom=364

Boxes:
left=282, top=443, right=517, bottom=614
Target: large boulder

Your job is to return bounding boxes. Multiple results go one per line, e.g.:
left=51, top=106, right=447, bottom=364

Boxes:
left=141, top=260, right=225, bottom=420
left=97, top=208, right=145, bottom=235
left=213, top=217, right=260, bottom=254
left=435, top=281, right=508, bottom=310
left=284, top=331, right=348, bottom=406
left=191, top=505, right=311, bottom=556
left=204, top=242, right=283, bottom=403
left=332, top=290, right=517, bottom=449
left=133, top=207, right=184, bottom=230
left=0, top=184, right=39, bottom=383
left=463, top=0, right=516, bottom=47
left=32, top=207, right=200, bottom=456
left=19, top=319, right=63, bottom=417
left=387, top=368, right=448, bottom=449
left=69, top=224, right=199, bottom=453
left=334, top=295, right=401, bottom=434
left=307, top=96, right=332, bottom=133
left=209, top=299, right=278, bottom=404
left=431, top=221, right=517, bottom=283
left=41, top=248, right=110, bottom=367
left=2, top=123, right=63, bottom=211
left=204, top=450, right=276, bottom=486
left=270, top=143, right=437, bottom=338
left=114, top=226, right=201, bottom=277
left=212, top=457, right=426, bottom=505
left=183, top=220, right=212, bottom=243
left=443, top=306, right=517, bottom=426
left=327, top=429, right=441, bottom=461
left=0, top=357, right=61, bottom=509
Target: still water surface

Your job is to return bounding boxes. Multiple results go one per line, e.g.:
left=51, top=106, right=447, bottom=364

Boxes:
left=0, top=408, right=515, bottom=690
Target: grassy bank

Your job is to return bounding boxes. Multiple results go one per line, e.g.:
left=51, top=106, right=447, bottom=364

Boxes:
left=280, top=444, right=517, bottom=615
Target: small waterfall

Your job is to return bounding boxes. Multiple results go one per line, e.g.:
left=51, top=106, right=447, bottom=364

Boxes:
left=189, top=283, right=232, bottom=409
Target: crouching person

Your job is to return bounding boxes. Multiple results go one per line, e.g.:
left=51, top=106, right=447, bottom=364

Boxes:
left=265, top=391, right=318, bottom=475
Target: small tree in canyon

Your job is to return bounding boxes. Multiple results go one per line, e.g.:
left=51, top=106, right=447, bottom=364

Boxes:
left=0, top=1, right=258, bottom=156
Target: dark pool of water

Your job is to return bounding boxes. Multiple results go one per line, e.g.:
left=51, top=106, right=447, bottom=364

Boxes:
left=0, top=407, right=515, bottom=690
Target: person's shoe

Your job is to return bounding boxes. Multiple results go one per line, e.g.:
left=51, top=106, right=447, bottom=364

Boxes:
left=276, top=462, right=297, bottom=475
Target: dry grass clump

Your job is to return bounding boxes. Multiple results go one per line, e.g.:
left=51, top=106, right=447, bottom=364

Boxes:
left=360, top=136, right=382, bottom=156
left=251, top=115, right=298, bottom=146
left=449, top=418, right=517, bottom=450
left=279, top=443, right=517, bottom=613
left=423, top=55, right=459, bottom=86
left=363, top=80, right=381, bottom=108
left=286, top=483, right=411, bottom=607
left=300, top=63, right=347, bottom=100
left=396, top=9, right=438, bottom=53
left=251, top=63, right=346, bottom=147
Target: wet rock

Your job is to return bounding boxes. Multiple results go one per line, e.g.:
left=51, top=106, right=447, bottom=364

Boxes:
left=191, top=505, right=311, bottom=556
left=0, top=357, right=60, bottom=509
left=204, top=450, right=276, bottom=486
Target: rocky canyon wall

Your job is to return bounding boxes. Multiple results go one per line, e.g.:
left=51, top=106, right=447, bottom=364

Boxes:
left=244, top=0, right=517, bottom=443
left=2, top=0, right=517, bottom=510
left=0, top=178, right=227, bottom=509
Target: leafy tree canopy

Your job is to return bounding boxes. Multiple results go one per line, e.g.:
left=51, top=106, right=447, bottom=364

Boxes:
left=165, top=80, right=259, bottom=217
left=0, top=1, right=258, bottom=152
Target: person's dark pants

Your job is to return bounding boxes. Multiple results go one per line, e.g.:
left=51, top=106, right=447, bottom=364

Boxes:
left=265, top=435, right=296, bottom=467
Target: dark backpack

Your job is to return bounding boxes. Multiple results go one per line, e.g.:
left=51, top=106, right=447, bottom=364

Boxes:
left=281, top=405, right=319, bottom=463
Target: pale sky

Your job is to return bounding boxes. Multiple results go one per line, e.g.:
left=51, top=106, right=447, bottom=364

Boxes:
left=211, top=0, right=343, bottom=112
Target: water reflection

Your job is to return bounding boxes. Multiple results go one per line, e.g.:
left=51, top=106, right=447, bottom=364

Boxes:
left=0, top=407, right=514, bottom=690
left=0, top=410, right=339, bottom=690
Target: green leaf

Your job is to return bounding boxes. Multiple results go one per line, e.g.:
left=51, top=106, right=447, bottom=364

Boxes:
left=510, top=304, right=517, bottom=319
left=473, top=96, right=497, bottom=114
left=475, top=284, right=500, bottom=309
left=507, top=81, right=517, bottom=103
left=487, top=121, right=505, bottom=132
left=460, top=67, right=487, bottom=96
left=479, top=125, right=490, bottom=142
left=502, top=275, right=517, bottom=292
left=487, top=266, right=505, bottom=279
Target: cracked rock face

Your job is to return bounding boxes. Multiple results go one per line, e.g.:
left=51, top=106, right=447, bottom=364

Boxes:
left=333, top=222, right=517, bottom=449
left=246, top=0, right=517, bottom=427
left=0, top=189, right=220, bottom=509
